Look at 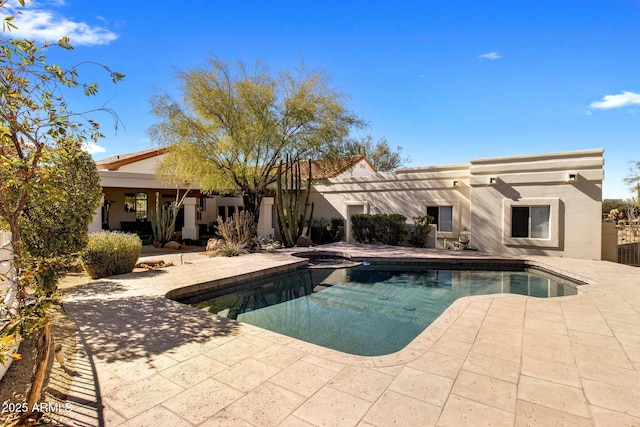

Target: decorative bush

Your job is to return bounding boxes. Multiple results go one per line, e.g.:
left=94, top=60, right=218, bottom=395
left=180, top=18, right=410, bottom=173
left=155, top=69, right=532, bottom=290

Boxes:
left=351, top=214, right=407, bottom=245
left=310, top=217, right=345, bottom=244
left=216, top=210, right=256, bottom=247
left=80, top=231, right=142, bottom=279
left=408, top=215, right=433, bottom=248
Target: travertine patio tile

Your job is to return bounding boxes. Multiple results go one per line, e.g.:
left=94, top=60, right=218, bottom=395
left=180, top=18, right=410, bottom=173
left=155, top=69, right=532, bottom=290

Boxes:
left=524, top=310, right=565, bottom=323
left=119, top=405, right=192, bottom=427
left=615, top=332, right=640, bottom=347
left=388, top=366, right=453, bottom=406
left=101, top=405, right=126, bottom=426
left=254, top=329, right=295, bottom=345
left=269, top=359, right=337, bottom=397
left=438, top=394, right=514, bottom=427
left=582, top=379, right=640, bottom=418
left=571, top=342, right=634, bottom=369
left=103, top=374, right=184, bottom=419
left=252, top=344, right=306, bottom=369
left=278, top=415, right=316, bottom=426
left=327, top=366, right=394, bottom=402
left=517, top=375, right=589, bottom=418
left=165, top=341, right=208, bottom=362
left=472, top=340, right=521, bottom=363
left=486, top=307, right=524, bottom=322
left=608, top=320, right=640, bottom=336
left=576, top=359, right=640, bottom=390
left=300, top=354, right=346, bottom=372
left=524, top=318, right=568, bottom=335
left=599, top=310, right=640, bottom=325
left=214, top=358, right=281, bottom=392
left=568, top=329, right=622, bottom=350
left=521, top=341, right=575, bottom=366
left=161, top=378, right=244, bottom=425
left=224, top=382, right=306, bottom=426
left=482, top=314, right=523, bottom=332
left=514, top=400, right=592, bottom=427
left=208, top=337, right=265, bottom=365
left=451, top=370, right=517, bottom=412
left=589, top=405, right=640, bottom=427
left=521, top=356, right=581, bottom=388
left=292, top=386, right=371, bottom=427
left=441, top=324, right=479, bottom=343
left=526, top=300, right=562, bottom=314
left=476, top=325, right=522, bottom=347
left=362, top=390, right=440, bottom=427
left=159, top=354, right=227, bottom=388
left=430, top=338, right=473, bottom=359
left=198, top=410, right=254, bottom=426
left=564, top=317, right=613, bottom=336
left=463, top=351, right=520, bottom=383
left=523, top=329, right=571, bottom=349
left=407, top=350, right=464, bottom=379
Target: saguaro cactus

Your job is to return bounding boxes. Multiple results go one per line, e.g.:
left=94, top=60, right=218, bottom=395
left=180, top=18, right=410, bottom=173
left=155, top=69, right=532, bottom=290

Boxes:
left=276, top=156, right=314, bottom=247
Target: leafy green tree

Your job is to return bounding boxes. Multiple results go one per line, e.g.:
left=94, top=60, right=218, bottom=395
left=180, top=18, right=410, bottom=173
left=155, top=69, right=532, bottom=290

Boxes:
left=0, top=1, right=123, bottom=419
left=150, top=58, right=363, bottom=224
left=345, top=135, right=409, bottom=171
left=20, top=145, right=102, bottom=295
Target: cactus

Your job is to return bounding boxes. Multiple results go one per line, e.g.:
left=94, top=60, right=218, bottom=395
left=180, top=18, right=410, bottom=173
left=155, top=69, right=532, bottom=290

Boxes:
left=276, top=156, right=314, bottom=247
left=150, top=190, right=189, bottom=246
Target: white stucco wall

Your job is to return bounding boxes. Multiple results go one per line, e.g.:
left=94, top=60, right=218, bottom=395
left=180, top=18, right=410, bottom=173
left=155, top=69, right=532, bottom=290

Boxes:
left=116, top=154, right=165, bottom=173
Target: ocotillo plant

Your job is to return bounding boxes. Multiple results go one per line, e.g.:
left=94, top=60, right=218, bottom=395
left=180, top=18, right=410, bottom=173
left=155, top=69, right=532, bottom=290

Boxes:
left=276, top=156, right=314, bottom=247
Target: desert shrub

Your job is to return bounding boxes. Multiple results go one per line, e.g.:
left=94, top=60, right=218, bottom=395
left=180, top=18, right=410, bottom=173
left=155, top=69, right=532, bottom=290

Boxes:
left=408, top=215, right=433, bottom=248
left=351, top=214, right=407, bottom=245
left=310, top=217, right=345, bottom=244
left=217, top=242, right=246, bottom=257
left=216, top=211, right=256, bottom=246
left=80, top=231, right=142, bottom=279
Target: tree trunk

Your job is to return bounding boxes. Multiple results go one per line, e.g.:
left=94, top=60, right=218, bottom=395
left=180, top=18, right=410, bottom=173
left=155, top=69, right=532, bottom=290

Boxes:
left=18, top=317, right=52, bottom=424
left=242, top=192, right=263, bottom=234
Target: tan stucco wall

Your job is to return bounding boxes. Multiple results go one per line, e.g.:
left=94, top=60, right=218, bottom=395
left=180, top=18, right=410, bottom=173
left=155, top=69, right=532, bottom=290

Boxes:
left=469, top=149, right=604, bottom=259
left=310, top=165, right=472, bottom=247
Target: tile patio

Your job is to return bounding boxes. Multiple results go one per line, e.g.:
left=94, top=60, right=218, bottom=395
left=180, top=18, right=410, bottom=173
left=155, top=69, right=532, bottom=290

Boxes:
left=58, top=244, right=640, bottom=426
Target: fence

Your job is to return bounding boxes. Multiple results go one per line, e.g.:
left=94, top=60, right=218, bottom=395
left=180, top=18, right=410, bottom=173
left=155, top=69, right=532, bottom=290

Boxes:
left=617, top=224, right=640, bottom=266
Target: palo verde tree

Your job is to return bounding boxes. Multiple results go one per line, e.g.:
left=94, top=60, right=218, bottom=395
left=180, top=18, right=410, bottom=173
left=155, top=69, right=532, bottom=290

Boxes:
left=0, top=1, right=123, bottom=420
left=150, top=58, right=363, bottom=225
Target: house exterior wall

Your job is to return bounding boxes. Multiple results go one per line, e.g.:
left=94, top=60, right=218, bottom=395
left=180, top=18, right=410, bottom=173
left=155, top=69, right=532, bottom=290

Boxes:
left=115, top=154, right=165, bottom=173
left=469, top=149, right=604, bottom=259
left=310, top=165, right=472, bottom=246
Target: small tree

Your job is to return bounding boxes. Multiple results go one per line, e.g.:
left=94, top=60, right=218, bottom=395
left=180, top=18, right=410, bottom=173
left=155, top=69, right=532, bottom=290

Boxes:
left=345, top=135, right=409, bottom=171
left=0, top=1, right=123, bottom=419
left=150, top=58, right=363, bottom=225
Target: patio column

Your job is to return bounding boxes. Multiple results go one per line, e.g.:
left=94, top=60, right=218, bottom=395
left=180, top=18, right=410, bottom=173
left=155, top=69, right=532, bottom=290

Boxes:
left=182, top=197, right=198, bottom=240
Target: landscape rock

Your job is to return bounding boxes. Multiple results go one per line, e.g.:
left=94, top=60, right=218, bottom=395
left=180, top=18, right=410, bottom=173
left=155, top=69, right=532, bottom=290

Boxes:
left=295, top=235, right=313, bottom=247
left=164, top=241, right=182, bottom=250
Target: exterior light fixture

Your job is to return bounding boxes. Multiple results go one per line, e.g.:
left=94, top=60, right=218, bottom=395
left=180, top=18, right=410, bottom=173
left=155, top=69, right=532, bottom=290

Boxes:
left=453, top=180, right=459, bottom=187
left=567, top=172, right=577, bottom=182
left=489, top=177, right=497, bottom=185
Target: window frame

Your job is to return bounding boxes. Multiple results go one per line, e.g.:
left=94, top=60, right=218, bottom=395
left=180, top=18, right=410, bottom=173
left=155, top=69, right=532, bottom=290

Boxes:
left=426, top=200, right=460, bottom=239
left=502, top=198, right=560, bottom=248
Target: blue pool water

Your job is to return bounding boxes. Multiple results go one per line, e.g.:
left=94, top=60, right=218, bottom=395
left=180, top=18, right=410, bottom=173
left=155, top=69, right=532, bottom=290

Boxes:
left=185, top=265, right=578, bottom=356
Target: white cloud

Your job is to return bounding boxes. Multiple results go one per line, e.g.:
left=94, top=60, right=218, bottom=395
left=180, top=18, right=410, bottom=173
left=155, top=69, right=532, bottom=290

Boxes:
left=479, top=52, right=501, bottom=60
left=589, top=91, right=640, bottom=110
left=83, top=142, right=106, bottom=154
left=1, top=1, right=118, bottom=45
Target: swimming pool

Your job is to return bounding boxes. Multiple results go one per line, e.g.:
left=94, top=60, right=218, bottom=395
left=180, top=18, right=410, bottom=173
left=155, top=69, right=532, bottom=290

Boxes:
left=182, top=265, right=579, bottom=356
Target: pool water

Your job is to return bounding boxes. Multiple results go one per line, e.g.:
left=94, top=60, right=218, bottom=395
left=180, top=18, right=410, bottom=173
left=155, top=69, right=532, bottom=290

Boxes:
left=186, top=266, right=578, bottom=356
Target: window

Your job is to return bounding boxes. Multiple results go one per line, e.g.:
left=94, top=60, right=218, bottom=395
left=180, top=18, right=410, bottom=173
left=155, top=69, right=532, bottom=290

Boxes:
left=511, top=206, right=550, bottom=239
left=134, top=193, right=148, bottom=221
left=502, top=198, right=559, bottom=248
left=427, top=206, right=453, bottom=232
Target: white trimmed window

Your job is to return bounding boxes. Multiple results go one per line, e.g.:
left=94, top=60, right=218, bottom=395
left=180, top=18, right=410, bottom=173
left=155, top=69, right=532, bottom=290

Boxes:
left=503, top=198, right=559, bottom=248
left=427, top=206, right=453, bottom=232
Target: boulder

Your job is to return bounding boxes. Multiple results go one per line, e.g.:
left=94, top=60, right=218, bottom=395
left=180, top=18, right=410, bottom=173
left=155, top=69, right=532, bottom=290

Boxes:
left=164, top=241, right=182, bottom=250
left=206, top=238, right=224, bottom=252
left=295, top=235, right=313, bottom=247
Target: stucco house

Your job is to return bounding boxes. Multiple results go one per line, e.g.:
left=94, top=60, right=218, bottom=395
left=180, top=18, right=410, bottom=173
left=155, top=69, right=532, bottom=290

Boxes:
left=91, top=148, right=604, bottom=260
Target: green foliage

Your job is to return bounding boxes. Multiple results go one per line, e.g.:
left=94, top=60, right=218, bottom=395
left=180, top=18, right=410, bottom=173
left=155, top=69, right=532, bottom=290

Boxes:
left=80, top=232, right=142, bottom=279
left=310, top=217, right=345, bottom=244
left=150, top=58, right=362, bottom=222
left=150, top=191, right=190, bottom=246
left=19, top=146, right=102, bottom=294
left=217, top=242, right=247, bottom=257
left=408, top=215, right=433, bottom=248
left=351, top=214, right=408, bottom=246
left=344, top=135, right=409, bottom=171
left=276, top=157, right=314, bottom=247
left=216, top=210, right=257, bottom=248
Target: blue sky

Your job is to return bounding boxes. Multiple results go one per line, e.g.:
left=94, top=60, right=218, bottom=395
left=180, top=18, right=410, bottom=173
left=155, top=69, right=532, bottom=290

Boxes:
left=3, top=0, right=639, bottom=199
